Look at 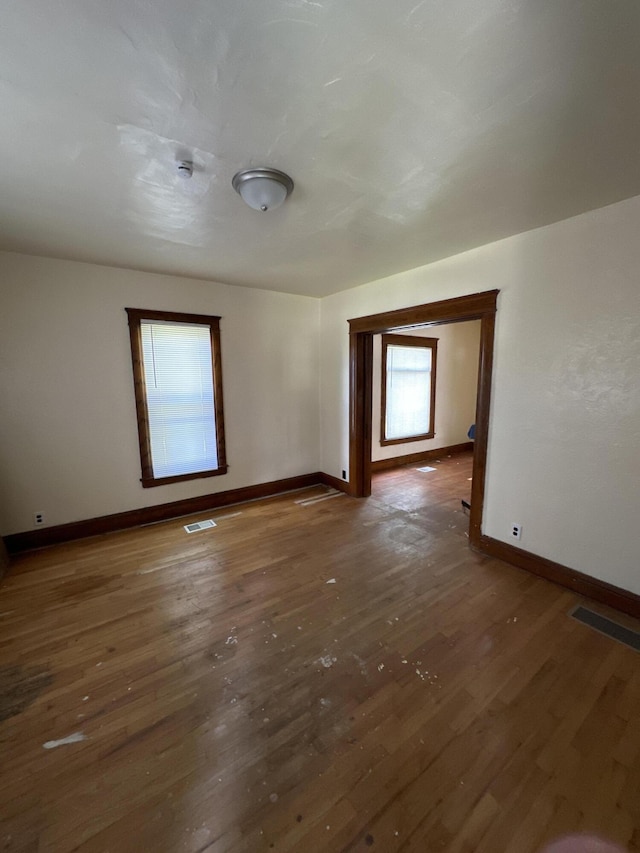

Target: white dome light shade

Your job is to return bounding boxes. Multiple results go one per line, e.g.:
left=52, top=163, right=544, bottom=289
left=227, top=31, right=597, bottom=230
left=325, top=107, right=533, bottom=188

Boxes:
left=232, top=168, right=294, bottom=212
left=239, top=176, right=287, bottom=211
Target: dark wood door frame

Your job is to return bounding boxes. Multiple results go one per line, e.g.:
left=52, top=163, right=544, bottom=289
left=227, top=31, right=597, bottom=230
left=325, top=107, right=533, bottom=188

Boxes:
left=348, top=290, right=499, bottom=548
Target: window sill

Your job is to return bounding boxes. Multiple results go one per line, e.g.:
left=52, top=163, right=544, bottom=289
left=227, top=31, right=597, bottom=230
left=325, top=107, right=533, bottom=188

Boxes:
left=141, top=465, right=229, bottom=488
left=380, top=432, right=435, bottom=447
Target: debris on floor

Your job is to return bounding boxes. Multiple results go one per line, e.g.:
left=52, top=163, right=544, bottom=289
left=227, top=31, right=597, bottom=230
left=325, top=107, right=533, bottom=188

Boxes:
left=43, top=732, right=88, bottom=749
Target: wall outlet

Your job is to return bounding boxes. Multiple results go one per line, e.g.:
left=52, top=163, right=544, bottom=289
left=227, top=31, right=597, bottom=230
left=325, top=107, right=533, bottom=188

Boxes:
left=511, top=522, right=522, bottom=541
left=342, top=469, right=347, bottom=480
left=34, top=512, right=45, bottom=526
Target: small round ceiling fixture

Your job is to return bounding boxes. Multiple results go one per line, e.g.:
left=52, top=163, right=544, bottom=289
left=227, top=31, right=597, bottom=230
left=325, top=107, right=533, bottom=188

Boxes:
left=232, top=167, right=294, bottom=212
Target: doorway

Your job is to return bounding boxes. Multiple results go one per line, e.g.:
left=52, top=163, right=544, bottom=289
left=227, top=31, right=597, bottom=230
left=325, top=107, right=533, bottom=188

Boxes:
left=347, top=290, right=498, bottom=549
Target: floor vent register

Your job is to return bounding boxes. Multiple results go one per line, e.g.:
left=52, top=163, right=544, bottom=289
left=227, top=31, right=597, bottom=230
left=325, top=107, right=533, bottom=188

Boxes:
left=570, top=605, right=640, bottom=652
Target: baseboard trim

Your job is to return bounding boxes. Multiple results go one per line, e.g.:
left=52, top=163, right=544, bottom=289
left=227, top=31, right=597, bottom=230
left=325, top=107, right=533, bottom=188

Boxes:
left=0, top=537, right=9, bottom=579
left=317, top=472, right=352, bottom=496
left=370, top=441, right=473, bottom=473
left=476, top=534, right=640, bottom=620
left=4, top=473, right=325, bottom=555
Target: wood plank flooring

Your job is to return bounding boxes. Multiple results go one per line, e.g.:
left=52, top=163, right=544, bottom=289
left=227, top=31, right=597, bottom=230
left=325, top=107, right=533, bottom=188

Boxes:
left=1, top=452, right=639, bottom=852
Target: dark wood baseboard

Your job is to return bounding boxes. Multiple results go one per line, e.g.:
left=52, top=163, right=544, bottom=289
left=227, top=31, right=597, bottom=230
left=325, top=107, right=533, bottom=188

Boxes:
left=0, top=538, right=9, bottom=577
left=476, top=535, right=640, bottom=620
left=370, top=441, right=473, bottom=473
left=317, top=472, right=352, bottom=496
left=4, top=473, right=324, bottom=555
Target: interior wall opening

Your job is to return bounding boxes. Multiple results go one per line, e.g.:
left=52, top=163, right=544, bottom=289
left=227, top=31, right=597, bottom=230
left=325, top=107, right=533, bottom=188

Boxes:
left=369, top=319, right=482, bottom=516
left=347, top=290, right=498, bottom=549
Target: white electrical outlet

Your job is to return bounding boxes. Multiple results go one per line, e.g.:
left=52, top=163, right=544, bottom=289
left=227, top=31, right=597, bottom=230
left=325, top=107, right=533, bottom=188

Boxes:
left=34, top=512, right=44, bottom=526
left=511, top=523, right=522, bottom=541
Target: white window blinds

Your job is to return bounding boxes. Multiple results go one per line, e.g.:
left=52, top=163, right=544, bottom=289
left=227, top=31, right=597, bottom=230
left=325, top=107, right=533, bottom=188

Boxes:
left=385, top=344, right=432, bottom=440
left=140, top=321, right=218, bottom=478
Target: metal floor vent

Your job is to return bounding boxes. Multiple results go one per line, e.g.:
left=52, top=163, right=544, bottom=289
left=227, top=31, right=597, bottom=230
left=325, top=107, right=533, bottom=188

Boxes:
left=184, top=519, right=217, bottom=533
left=570, top=605, right=640, bottom=652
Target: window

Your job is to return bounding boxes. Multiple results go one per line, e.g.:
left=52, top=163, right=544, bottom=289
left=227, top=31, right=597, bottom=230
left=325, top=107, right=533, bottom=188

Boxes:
left=126, top=309, right=227, bottom=487
left=381, top=333, right=437, bottom=445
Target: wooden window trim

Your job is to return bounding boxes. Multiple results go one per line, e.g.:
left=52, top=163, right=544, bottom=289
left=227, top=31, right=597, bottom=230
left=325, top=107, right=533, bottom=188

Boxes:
left=126, top=308, right=228, bottom=488
left=380, top=333, right=438, bottom=446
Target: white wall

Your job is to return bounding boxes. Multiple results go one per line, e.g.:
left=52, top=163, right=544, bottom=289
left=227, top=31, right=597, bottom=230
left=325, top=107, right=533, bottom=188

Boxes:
left=0, top=253, right=320, bottom=534
left=371, top=322, right=480, bottom=461
left=320, top=195, right=640, bottom=594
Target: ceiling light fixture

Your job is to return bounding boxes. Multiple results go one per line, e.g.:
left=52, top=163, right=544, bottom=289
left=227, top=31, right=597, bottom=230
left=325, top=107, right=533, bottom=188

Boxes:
left=232, top=167, right=294, bottom=212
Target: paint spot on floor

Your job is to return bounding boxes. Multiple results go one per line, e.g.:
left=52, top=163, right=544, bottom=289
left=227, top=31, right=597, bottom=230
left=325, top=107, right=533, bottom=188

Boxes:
left=0, top=664, right=53, bottom=723
left=43, top=732, right=88, bottom=749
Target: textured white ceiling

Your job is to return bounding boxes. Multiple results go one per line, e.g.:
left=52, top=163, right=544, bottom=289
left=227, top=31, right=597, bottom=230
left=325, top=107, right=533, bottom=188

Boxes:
left=1, top=0, right=640, bottom=296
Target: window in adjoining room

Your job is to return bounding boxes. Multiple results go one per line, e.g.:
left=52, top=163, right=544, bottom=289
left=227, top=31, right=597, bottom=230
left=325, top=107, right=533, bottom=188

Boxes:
left=381, top=333, right=438, bottom=445
left=126, top=308, right=227, bottom=487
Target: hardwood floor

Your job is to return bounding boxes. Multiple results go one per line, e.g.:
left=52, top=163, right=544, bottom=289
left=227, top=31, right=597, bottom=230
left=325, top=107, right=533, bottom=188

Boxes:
left=1, top=452, right=639, bottom=852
